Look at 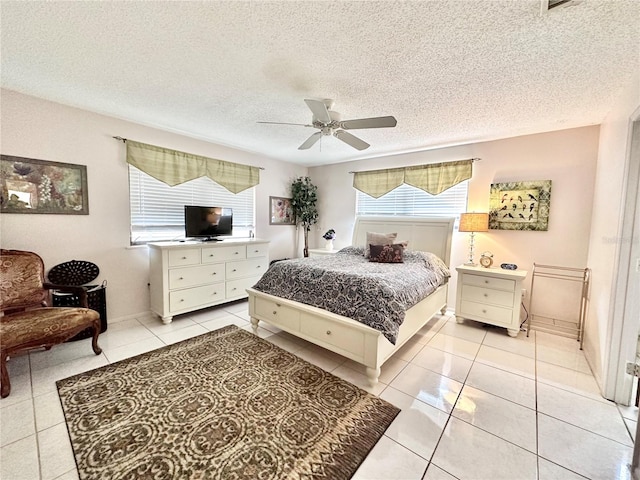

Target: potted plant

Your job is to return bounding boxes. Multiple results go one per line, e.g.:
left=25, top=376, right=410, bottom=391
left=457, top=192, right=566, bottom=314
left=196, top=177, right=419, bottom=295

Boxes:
left=290, top=176, right=318, bottom=257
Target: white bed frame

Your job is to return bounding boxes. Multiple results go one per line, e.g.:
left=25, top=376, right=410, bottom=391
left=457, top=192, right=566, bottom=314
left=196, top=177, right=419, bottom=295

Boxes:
left=247, top=216, right=454, bottom=386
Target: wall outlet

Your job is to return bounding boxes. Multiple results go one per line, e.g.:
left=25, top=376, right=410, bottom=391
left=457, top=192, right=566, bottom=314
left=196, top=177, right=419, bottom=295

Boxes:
left=521, top=288, right=526, bottom=298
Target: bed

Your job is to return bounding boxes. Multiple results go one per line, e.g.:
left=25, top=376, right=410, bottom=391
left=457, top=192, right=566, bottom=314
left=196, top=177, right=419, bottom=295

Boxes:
left=246, top=216, right=454, bottom=386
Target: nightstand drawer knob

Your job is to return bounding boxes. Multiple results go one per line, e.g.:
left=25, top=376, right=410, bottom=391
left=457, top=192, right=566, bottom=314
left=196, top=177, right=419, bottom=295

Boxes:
left=484, top=293, right=488, bottom=297
left=482, top=309, right=487, bottom=313
left=326, top=330, right=332, bottom=335
left=272, top=310, right=277, bottom=315
left=484, top=280, right=489, bottom=284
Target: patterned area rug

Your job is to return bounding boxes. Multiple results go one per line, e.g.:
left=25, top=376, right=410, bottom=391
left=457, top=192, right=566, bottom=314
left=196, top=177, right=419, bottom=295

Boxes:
left=57, top=325, right=399, bottom=479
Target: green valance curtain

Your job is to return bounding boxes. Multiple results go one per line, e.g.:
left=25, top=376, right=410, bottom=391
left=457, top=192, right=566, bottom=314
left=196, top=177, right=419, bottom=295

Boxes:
left=125, top=140, right=260, bottom=194
left=353, top=159, right=473, bottom=198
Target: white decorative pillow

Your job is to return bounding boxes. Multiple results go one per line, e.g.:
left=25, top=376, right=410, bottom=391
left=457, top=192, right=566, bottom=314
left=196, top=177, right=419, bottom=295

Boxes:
left=365, top=231, right=398, bottom=258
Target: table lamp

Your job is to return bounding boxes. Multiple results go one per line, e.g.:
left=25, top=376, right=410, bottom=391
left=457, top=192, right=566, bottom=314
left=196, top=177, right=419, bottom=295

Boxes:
left=459, top=212, right=489, bottom=266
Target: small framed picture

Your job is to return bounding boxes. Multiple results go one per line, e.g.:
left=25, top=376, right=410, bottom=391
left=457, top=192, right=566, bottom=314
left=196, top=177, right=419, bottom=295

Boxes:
left=489, top=180, right=551, bottom=231
left=269, top=196, right=295, bottom=225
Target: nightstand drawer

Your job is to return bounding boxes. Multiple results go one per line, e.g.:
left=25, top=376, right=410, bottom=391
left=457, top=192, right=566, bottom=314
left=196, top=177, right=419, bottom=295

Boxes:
left=462, top=273, right=515, bottom=292
left=462, top=284, right=514, bottom=307
left=460, top=300, right=513, bottom=325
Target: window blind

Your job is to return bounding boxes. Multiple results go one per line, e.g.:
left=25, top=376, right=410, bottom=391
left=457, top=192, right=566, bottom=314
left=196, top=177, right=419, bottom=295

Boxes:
left=356, top=181, right=468, bottom=217
left=129, top=165, right=255, bottom=245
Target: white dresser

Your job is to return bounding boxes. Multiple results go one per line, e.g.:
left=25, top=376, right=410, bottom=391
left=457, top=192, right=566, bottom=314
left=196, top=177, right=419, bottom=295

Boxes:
left=455, top=265, right=527, bottom=337
left=148, top=239, right=269, bottom=323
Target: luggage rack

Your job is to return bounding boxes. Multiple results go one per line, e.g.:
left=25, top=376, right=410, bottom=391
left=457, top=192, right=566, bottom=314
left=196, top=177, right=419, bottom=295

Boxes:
left=527, top=263, right=590, bottom=349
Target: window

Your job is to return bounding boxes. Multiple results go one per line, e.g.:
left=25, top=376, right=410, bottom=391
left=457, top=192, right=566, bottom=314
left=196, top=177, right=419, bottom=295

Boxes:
left=355, top=181, right=468, bottom=217
left=129, top=166, right=255, bottom=245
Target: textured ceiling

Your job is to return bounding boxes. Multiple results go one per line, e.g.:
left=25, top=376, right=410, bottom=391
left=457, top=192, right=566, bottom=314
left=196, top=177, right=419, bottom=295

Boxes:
left=1, top=1, right=638, bottom=166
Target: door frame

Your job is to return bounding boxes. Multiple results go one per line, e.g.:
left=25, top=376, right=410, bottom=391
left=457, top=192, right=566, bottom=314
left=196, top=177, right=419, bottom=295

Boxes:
left=605, top=109, right=640, bottom=404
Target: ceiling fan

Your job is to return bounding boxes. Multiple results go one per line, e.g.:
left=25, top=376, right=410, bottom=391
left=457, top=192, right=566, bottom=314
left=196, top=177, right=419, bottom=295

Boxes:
left=258, top=99, right=397, bottom=151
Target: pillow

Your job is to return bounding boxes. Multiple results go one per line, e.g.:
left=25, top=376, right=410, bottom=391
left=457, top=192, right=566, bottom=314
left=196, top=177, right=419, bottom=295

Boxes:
left=365, top=232, right=397, bottom=258
left=369, top=244, right=405, bottom=263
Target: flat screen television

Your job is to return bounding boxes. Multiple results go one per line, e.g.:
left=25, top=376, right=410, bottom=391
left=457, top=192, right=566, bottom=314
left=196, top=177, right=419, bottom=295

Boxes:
left=184, top=206, right=233, bottom=241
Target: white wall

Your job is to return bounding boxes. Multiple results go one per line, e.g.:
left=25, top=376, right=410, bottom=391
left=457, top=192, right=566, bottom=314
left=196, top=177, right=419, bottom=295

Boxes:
left=584, top=70, right=640, bottom=394
left=0, top=89, right=307, bottom=321
left=310, top=126, right=600, bottom=312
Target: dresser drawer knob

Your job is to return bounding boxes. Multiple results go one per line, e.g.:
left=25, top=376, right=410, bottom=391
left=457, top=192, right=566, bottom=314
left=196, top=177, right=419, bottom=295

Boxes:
left=179, top=277, right=184, bottom=280
left=232, top=269, right=237, bottom=272
left=272, top=310, right=277, bottom=315
left=326, top=330, right=332, bottom=335
left=209, top=254, right=214, bottom=257
left=212, top=272, right=216, bottom=275
left=180, top=299, right=184, bottom=302
left=232, top=288, right=236, bottom=291
left=482, top=309, right=487, bottom=313
left=256, top=265, right=261, bottom=269
left=254, top=250, right=259, bottom=253
left=483, top=293, right=488, bottom=297
left=181, top=256, right=187, bottom=260
left=484, top=280, right=489, bottom=284
left=234, top=252, right=239, bottom=255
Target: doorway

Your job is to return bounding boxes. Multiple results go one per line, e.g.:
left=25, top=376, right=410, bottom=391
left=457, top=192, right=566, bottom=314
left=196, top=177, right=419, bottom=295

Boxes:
left=610, top=116, right=640, bottom=407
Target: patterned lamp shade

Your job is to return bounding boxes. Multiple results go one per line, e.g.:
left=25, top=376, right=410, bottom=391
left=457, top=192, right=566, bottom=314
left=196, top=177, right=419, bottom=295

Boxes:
left=459, top=213, right=489, bottom=232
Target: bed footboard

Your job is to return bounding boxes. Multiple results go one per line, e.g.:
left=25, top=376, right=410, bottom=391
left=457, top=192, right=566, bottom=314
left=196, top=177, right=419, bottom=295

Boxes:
left=247, top=285, right=447, bottom=386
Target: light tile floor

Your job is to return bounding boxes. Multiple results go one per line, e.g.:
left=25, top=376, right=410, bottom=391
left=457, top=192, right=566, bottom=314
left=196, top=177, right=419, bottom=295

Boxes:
left=0, top=300, right=636, bottom=480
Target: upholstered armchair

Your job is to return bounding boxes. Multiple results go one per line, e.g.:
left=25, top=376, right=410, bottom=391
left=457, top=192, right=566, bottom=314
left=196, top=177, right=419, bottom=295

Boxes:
left=0, top=249, right=102, bottom=398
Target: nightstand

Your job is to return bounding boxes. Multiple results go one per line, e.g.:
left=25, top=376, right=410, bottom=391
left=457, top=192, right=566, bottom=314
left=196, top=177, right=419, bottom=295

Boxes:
left=308, top=249, right=340, bottom=257
left=455, top=265, right=527, bottom=337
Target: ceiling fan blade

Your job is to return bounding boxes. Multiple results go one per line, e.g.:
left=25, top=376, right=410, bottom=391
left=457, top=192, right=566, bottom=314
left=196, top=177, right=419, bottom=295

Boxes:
left=257, top=121, right=312, bottom=127
left=304, top=99, right=332, bottom=124
left=339, top=116, right=397, bottom=130
left=334, top=130, right=370, bottom=150
left=298, top=131, right=323, bottom=150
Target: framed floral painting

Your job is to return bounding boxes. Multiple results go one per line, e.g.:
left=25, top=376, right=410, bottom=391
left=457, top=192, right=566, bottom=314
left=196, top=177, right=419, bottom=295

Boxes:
left=489, top=180, right=551, bottom=231
left=1, top=155, right=89, bottom=214
left=269, top=196, right=294, bottom=225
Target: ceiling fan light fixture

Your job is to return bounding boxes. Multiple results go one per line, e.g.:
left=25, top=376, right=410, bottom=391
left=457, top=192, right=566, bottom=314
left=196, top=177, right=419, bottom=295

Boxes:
left=262, top=98, right=396, bottom=152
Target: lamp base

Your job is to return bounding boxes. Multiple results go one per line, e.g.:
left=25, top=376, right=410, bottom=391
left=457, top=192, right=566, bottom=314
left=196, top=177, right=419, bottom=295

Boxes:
left=464, top=261, right=478, bottom=267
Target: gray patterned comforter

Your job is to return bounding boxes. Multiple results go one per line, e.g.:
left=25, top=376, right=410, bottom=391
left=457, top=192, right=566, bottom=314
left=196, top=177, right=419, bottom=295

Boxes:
left=252, top=247, right=450, bottom=344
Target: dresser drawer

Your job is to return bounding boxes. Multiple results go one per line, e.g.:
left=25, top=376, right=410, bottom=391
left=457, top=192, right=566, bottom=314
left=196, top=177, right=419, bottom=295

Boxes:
left=226, top=276, right=259, bottom=299
left=201, top=245, right=246, bottom=263
left=169, top=283, right=225, bottom=311
left=169, top=264, right=225, bottom=290
left=462, top=273, right=515, bottom=292
left=300, top=314, right=365, bottom=357
left=168, top=249, right=200, bottom=267
left=462, top=284, right=514, bottom=307
left=460, top=300, right=513, bottom=325
left=227, top=258, right=268, bottom=279
left=246, top=243, right=269, bottom=258
left=254, top=297, right=300, bottom=330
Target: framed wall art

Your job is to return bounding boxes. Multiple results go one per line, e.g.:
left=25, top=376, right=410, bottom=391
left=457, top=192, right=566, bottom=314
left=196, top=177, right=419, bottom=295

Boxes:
left=269, top=196, right=295, bottom=225
left=489, top=180, right=551, bottom=231
left=1, top=155, right=89, bottom=214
